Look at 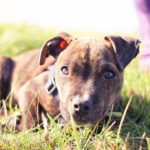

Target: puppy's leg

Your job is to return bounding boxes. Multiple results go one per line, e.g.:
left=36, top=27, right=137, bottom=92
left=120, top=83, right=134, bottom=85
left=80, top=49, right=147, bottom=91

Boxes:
left=17, top=71, right=60, bottom=130
left=17, top=81, right=42, bottom=131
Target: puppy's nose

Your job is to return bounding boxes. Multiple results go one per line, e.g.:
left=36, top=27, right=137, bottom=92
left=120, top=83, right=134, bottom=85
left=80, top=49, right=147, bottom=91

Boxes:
left=72, top=99, right=93, bottom=113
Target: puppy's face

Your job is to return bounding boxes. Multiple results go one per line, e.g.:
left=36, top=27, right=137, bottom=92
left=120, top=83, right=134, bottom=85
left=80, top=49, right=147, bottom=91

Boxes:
left=55, top=39, right=123, bottom=124
left=39, top=32, right=140, bottom=124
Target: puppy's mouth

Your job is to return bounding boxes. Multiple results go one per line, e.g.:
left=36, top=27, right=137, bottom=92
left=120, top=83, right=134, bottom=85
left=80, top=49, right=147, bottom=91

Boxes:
left=72, top=111, right=105, bottom=125
left=61, top=107, right=105, bottom=125
left=72, top=114, right=95, bottom=125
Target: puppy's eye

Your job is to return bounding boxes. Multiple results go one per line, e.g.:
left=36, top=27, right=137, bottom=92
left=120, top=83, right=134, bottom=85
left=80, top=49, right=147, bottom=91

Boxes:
left=104, top=69, right=115, bottom=79
left=61, top=66, right=69, bottom=76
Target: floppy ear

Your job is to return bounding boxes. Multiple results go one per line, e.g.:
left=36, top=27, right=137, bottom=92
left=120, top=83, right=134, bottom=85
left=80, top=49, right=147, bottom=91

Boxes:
left=104, top=36, right=141, bottom=70
left=39, top=32, right=76, bottom=65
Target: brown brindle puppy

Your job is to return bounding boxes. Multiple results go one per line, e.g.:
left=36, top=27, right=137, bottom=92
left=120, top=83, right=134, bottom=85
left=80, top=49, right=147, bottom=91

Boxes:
left=0, top=32, right=140, bottom=130
left=38, top=32, right=140, bottom=125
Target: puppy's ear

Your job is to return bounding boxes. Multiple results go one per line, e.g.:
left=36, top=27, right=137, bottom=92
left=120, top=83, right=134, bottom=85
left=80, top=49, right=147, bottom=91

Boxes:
left=104, top=36, right=140, bottom=70
left=39, top=32, right=76, bottom=65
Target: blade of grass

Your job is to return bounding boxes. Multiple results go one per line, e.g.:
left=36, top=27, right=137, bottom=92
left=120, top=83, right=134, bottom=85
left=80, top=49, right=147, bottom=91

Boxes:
left=146, top=138, right=150, bottom=150
left=117, top=96, right=132, bottom=139
left=139, top=132, right=146, bottom=150
left=69, top=108, right=82, bottom=150
left=83, top=122, right=100, bottom=150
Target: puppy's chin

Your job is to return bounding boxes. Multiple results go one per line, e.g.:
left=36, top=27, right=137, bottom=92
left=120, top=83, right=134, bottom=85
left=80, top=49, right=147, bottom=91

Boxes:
left=72, top=116, right=93, bottom=125
left=61, top=109, right=104, bottom=125
left=61, top=112, right=91, bottom=125
left=73, top=113, right=104, bottom=125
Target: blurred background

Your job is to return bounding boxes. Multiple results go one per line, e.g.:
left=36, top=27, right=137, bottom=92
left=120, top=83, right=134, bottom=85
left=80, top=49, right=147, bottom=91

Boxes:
left=0, top=0, right=138, bottom=33
left=0, top=0, right=140, bottom=56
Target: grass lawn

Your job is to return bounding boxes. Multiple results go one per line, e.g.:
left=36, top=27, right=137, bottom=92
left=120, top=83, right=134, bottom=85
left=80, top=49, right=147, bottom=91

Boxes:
left=0, top=23, right=150, bottom=150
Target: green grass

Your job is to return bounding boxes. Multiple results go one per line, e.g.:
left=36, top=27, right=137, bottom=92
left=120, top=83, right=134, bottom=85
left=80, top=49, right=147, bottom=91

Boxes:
left=0, top=23, right=150, bottom=150
left=0, top=23, right=59, bottom=56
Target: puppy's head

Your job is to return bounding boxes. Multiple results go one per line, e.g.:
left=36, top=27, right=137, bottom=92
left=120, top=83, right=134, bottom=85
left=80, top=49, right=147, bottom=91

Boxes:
left=39, top=32, right=140, bottom=124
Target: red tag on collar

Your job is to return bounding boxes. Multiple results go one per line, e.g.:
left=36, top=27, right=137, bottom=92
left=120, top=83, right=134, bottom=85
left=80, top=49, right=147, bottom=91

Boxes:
left=59, top=40, right=68, bottom=49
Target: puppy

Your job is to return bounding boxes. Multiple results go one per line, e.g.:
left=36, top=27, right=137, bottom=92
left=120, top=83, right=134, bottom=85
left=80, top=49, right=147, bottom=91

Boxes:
left=17, top=32, right=140, bottom=130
